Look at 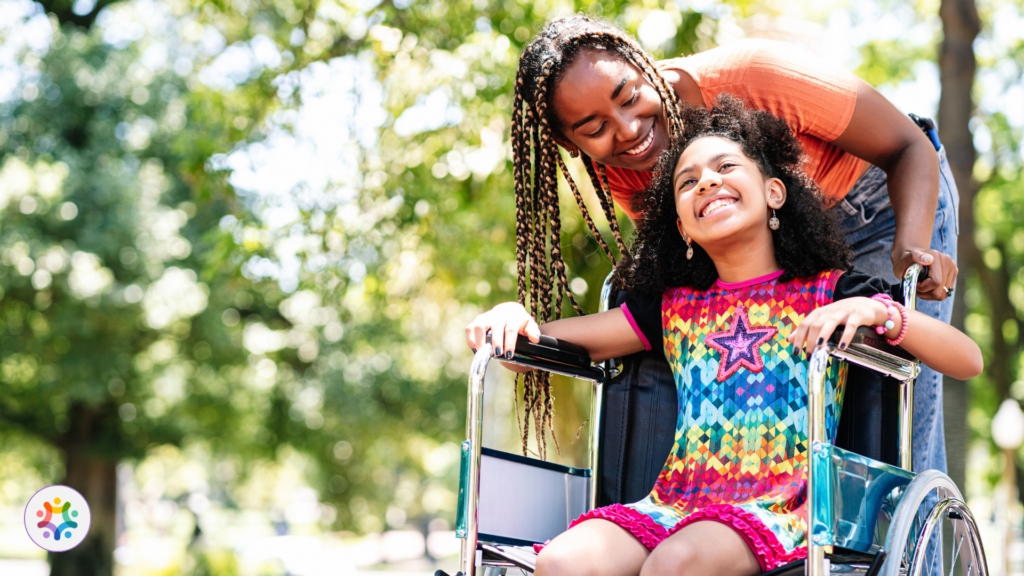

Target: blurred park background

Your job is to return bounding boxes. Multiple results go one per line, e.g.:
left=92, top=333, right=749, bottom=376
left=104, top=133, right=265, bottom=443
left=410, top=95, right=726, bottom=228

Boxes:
left=0, top=0, right=1022, bottom=574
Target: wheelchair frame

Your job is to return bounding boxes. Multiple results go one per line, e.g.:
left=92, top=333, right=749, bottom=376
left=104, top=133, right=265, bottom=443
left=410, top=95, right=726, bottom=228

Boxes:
left=455, top=265, right=987, bottom=576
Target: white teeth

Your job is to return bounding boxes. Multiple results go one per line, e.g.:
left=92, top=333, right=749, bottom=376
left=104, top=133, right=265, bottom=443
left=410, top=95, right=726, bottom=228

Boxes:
left=701, top=198, right=736, bottom=217
left=624, top=128, right=654, bottom=155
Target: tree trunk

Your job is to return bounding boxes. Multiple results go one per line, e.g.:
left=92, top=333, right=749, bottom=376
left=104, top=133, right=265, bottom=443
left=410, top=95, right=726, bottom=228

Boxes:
left=50, top=405, right=118, bottom=576
left=938, top=0, right=980, bottom=525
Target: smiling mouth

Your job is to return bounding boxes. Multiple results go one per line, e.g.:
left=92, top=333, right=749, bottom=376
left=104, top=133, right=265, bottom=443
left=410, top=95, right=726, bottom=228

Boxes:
left=700, top=197, right=737, bottom=218
left=623, top=126, right=655, bottom=156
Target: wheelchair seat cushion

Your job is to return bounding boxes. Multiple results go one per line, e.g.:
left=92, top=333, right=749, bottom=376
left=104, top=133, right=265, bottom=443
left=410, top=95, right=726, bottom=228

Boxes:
left=577, top=269, right=897, bottom=571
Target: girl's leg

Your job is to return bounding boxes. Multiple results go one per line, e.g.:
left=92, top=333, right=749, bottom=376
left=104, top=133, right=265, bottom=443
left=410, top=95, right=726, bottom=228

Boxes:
left=535, top=518, right=649, bottom=576
left=639, top=521, right=760, bottom=576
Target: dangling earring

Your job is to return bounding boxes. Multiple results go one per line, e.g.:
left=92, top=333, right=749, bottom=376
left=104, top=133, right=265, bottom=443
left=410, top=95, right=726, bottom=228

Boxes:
left=769, top=209, right=780, bottom=231
left=686, top=238, right=694, bottom=260
left=569, top=148, right=579, bottom=158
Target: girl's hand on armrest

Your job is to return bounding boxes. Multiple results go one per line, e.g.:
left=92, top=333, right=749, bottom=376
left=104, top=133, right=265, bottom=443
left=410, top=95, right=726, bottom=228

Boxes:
left=787, top=297, right=983, bottom=380
left=465, top=302, right=540, bottom=360
left=787, top=297, right=889, bottom=354
left=465, top=304, right=648, bottom=368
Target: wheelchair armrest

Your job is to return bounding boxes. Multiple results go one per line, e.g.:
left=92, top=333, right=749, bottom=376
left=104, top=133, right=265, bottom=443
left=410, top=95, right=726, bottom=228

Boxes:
left=499, top=334, right=605, bottom=382
left=522, top=334, right=592, bottom=363
left=829, top=327, right=915, bottom=360
left=829, top=326, right=919, bottom=382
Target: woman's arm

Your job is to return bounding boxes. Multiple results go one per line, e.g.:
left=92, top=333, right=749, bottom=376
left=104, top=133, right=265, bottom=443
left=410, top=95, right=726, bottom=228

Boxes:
left=786, top=297, right=983, bottom=381
left=465, top=303, right=646, bottom=371
left=666, top=43, right=956, bottom=300
left=830, top=81, right=956, bottom=301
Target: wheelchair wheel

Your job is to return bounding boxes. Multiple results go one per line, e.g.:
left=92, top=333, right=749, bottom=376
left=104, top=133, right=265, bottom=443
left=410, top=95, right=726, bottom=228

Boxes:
left=881, top=470, right=988, bottom=576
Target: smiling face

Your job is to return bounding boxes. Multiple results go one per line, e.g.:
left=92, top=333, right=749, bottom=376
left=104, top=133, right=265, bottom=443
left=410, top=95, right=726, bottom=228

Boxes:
left=551, top=49, right=669, bottom=171
left=672, top=136, right=786, bottom=251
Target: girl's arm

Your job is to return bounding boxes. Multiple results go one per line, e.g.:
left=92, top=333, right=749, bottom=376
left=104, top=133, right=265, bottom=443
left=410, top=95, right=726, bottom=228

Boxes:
left=830, top=81, right=956, bottom=301
left=465, top=303, right=646, bottom=371
left=787, top=297, right=983, bottom=381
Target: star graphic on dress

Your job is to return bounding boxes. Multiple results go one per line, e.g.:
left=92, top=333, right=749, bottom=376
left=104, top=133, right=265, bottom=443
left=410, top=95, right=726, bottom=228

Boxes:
left=704, top=304, right=778, bottom=382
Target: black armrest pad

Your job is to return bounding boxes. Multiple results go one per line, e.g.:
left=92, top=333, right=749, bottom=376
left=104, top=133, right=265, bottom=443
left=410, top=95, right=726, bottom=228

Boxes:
left=492, top=334, right=604, bottom=381
left=513, top=334, right=593, bottom=367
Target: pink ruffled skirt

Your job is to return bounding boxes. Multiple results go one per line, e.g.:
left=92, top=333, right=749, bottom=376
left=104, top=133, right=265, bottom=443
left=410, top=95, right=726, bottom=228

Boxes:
left=536, top=503, right=807, bottom=573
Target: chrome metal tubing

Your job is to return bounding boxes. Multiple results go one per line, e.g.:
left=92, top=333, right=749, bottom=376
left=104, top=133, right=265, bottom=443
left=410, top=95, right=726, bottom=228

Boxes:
left=806, top=346, right=831, bottom=576
left=896, top=264, right=922, bottom=472
left=898, top=381, right=913, bottom=472
left=902, top=264, right=921, bottom=313
left=831, top=342, right=919, bottom=382
left=588, top=273, right=616, bottom=511
left=460, top=344, right=494, bottom=576
left=588, top=378, right=602, bottom=511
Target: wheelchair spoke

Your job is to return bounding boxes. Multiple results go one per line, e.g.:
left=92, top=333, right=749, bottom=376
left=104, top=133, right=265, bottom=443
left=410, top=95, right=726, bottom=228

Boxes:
left=906, top=514, right=922, bottom=566
left=948, top=532, right=963, bottom=576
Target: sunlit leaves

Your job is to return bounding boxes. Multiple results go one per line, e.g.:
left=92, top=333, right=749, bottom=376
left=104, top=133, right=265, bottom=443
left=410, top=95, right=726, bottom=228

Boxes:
left=856, top=40, right=934, bottom=88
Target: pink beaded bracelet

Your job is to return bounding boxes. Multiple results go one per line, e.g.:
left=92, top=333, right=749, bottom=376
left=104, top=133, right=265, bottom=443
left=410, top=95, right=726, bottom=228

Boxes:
left=870, top=293, right=909, bottom=346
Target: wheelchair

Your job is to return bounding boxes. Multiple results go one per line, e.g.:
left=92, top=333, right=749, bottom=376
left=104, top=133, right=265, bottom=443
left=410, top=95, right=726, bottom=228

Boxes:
left=446, top=265, right=987, bottom=576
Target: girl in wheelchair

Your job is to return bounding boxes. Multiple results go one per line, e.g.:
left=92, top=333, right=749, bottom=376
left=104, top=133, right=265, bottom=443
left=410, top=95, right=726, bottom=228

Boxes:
left=464, top=97, right=982, bottom=576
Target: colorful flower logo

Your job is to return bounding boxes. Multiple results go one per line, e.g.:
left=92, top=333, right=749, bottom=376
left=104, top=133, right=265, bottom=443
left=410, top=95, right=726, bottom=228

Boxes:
left=23, top=486, right=91, bottom=552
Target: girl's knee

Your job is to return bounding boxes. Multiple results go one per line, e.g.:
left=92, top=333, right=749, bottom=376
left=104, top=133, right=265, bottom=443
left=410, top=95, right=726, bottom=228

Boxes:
left=535, top=542, right=587, bottom=576
left=535, top=519, right=648, bottom=576
left=641, top=542, right=700, bottom=576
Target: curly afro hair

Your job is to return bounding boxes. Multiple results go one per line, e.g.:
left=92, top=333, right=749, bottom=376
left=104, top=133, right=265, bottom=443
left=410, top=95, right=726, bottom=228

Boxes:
left=625, top=95, right=854, bottom=297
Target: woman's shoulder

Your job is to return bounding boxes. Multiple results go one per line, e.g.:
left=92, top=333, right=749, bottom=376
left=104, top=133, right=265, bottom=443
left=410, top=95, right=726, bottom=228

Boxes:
left=658, top=39, right=798, bottom=77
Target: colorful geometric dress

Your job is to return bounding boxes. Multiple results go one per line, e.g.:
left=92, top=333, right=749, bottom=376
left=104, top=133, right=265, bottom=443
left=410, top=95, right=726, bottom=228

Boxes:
left=567, top=269, right=884, bottom=572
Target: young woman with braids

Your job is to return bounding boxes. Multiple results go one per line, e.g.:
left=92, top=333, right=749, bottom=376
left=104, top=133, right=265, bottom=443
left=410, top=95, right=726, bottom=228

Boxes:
left=467, top=98, right=981, bottom=576
left=510, top=14, right=960, bottom=475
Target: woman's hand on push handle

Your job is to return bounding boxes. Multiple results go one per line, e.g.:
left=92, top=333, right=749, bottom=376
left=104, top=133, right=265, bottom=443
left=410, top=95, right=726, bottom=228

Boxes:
left=893, top=247, right=958, bottom=302
left=465, top=302, right=541, bottom=361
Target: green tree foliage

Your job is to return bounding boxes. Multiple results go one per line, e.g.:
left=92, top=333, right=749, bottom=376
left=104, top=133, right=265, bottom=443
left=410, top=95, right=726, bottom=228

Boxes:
left=200, top=0, right=726, bottom=538
left=963, top=0, right=1024, bottom=480
left=0, top=3, right=726, bottom=569
left=846, top=0, right=1024, bottom=489
left=16, top=0, right=1022, bottom=573
left=0, top=1, right=307, bottom=571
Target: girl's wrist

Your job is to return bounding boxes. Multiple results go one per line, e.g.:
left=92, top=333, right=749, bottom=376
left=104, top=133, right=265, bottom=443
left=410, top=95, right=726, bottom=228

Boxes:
left=883, top=310, right=903, bottom=340
left=863, top=297, right=892, bottom=329
left=869, top=294, right=909, bottom=345
left=869, top=294, right=908, bottom=344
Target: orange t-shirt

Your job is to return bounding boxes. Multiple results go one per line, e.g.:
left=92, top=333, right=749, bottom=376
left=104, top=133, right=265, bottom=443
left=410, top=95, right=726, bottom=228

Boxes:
left=603, top=39, right=865, bottom=219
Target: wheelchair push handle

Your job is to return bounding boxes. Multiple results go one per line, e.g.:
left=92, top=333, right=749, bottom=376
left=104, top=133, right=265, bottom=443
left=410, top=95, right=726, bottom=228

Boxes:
left=902, top=263, right=925, bottom=312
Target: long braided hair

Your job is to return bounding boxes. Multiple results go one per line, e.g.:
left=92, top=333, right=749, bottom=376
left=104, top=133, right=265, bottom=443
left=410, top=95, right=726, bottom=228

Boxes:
left=510, top=15, right=684, bottom=458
